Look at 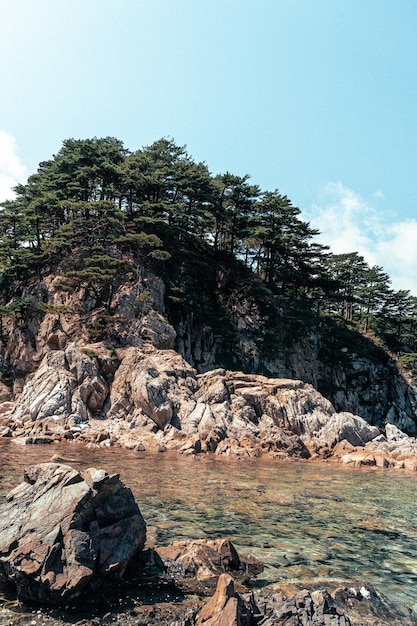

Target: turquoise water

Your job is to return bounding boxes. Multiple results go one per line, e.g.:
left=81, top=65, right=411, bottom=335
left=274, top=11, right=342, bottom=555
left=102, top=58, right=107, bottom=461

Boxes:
left=0, top=440, right=416, bottom=617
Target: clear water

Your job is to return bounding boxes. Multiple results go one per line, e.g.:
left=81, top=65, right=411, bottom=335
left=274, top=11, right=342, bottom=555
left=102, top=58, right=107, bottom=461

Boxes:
left=1, top=440, right=417, bottom=618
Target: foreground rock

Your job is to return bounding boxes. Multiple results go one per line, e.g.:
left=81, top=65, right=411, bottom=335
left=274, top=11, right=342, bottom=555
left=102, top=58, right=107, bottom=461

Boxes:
left=0, top=528, right=411, bottom=625
left=249, top=583, right=412, bottom=626
left=196, top=576, right=354, bottom=626
left=129, top=541, right=411, bottom=625
left=0, top=463, right=146, bottom=604
left=196, top=573, right=250, bottom=625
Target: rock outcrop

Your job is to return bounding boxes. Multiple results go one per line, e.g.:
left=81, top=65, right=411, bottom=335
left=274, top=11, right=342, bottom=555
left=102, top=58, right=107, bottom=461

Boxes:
left=1, top=266, right=417, bottom=468
left=334, top=422, right=417, bottom=470
left=1, top=343, right=391, bottom=463
left=0, top=462, right=146, bottom=604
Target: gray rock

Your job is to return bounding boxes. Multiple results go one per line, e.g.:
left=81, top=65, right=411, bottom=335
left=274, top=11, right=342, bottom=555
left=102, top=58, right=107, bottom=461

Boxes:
left=0, top=462, right=146, bottom=604
left=3, top=342, right=417, bottom=467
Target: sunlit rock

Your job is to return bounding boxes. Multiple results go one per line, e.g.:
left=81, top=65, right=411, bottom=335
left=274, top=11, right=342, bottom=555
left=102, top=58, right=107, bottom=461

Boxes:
left=0, top=462, right=146, bottom=604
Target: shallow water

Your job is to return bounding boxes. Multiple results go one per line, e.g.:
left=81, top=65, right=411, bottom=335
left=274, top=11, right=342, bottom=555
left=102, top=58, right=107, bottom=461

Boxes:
left=1, top=440, right=417, bottom=617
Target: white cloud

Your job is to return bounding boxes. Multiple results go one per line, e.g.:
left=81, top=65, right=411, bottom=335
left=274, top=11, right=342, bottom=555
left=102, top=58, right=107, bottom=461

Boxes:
left=0, top=131, right=27, bottom=202
left=376, top=220, right=417, bottom=294
left=373, top=190, right=385, bottom=200
left=305, top=181, right=417, bottom=296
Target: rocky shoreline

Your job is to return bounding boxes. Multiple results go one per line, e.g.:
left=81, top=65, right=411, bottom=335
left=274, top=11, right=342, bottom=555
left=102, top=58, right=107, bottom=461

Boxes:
left=1, top=293, right=417, bottom=621
left=1, top=342, right=417, bottom=472
left=0, top=261, right=416, bottom=473
left=0, top=462, right=414, bottom=626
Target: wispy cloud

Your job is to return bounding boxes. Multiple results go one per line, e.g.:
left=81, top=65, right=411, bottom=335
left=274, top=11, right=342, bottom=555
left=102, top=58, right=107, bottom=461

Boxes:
left=0, top=131, right=27, bottom=202
left=376, top=220, right=417, bottom=295
left=305, top=181, right=417, bottom=296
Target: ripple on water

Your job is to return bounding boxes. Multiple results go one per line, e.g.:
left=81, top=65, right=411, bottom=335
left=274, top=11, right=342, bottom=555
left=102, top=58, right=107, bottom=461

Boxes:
left=0, top=440, right=417, bottom=618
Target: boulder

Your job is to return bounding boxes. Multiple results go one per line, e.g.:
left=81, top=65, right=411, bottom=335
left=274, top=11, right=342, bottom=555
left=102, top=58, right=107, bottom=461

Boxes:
left=108, top=347, right=197, bottom=429
left=0, top=462, right=146, bottom=604
left=156, top=538, right=263, bottom=585
left=301, top=411, right=380, bottom=451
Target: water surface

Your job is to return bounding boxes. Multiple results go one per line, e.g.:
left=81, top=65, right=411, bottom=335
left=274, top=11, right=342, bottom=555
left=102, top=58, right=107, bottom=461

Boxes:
left=0, top=440, right=416, bottom=617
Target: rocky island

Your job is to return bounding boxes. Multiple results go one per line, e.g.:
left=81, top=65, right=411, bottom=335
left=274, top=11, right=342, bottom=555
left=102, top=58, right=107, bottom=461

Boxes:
left=1, top=137, right=417, bottom=623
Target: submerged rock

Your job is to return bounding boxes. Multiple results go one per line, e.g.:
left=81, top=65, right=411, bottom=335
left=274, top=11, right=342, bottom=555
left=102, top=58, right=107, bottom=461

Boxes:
left=0, top=462, right=146, bottom=604
left=156, top=538, right=263, bottom=587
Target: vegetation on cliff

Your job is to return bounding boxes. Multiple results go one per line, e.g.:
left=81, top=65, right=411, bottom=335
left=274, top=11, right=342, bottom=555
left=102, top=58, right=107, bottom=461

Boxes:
left=1, top=136, right=417, bottom=380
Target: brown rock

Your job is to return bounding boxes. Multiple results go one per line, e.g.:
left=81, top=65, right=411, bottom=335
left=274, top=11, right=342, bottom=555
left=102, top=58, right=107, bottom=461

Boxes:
left=197, top=574, right=243, bottom=626
left=0, top=463, right=146, bottom=604
left=156, top=538, right=263, bottom=583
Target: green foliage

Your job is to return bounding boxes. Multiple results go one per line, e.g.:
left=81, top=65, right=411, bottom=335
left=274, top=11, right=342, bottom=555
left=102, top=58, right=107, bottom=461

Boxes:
left=53, top=280, right=73, bottom=293
left=1, top=134, right=416, bottom=370
left=109, top=344, right=119, bottom=360
left=35, top=302, right=74, bottom=314
left=398, top=353, right=417, bottom=376
left=114, top=232, right=162, bottom=248
left=80, top=348, right=98, bottom=359
left=1, top=299, right=32, bottom=314
left=148, top=249, right=171, bottom=261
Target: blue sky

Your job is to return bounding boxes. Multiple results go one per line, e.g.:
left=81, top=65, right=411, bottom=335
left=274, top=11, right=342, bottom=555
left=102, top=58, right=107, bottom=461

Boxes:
left=1, top=0, right=417, bottom=293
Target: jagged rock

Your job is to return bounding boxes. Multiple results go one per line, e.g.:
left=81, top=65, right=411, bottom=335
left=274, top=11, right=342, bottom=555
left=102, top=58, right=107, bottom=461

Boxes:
left=197, top=573, right=250, bottom=626
left=4, top=343, right=110, bottom=429
left=0, top=462, right=146, bottom=604
left=301, top=411, right=381, bottom=451
left=4, top=340, right=417, bottom=467
left=255, top=588, right=352, bottom=626
left=386, top=422, right=409, bottom=442
left=108, top=347, right=197, bottom=429
left=333, top=423, right=417, bottom=469
left=196, top=579, right=409, bottom=626
left=156, top=538, right=263, bottom=585
left=331, top=584, right=413, bottom=625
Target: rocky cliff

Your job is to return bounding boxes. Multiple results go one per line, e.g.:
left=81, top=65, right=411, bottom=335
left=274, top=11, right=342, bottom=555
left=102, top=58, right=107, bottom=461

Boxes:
left=1, top=266, right=417, bottom=468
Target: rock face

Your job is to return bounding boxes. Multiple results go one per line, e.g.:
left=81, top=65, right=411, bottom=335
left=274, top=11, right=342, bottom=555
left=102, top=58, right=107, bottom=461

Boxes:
left=172, top=294, right=417, bottom=434
left=1, top=264, right=417, bottom=467
left=4, top=339, right=417, bottom=467
left=0, top=462, right=146, bottom=604
left=4, top=343, right=414, bottom=465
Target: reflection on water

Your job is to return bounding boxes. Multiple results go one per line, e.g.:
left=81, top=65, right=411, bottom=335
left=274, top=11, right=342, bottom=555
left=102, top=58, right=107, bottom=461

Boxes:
left=0, top=440, right=417, bottom=616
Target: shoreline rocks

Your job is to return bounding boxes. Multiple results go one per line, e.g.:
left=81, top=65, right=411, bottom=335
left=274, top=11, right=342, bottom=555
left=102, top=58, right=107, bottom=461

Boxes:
left=0, top=464, right=413, bottom=626
left=1, top=342, right=417, bottom=470
left=0, top=463, right=146, bottom=604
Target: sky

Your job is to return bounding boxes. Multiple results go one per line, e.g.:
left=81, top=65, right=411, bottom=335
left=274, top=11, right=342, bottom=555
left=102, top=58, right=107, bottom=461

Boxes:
left=1, top=0, right=417, bottom=294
